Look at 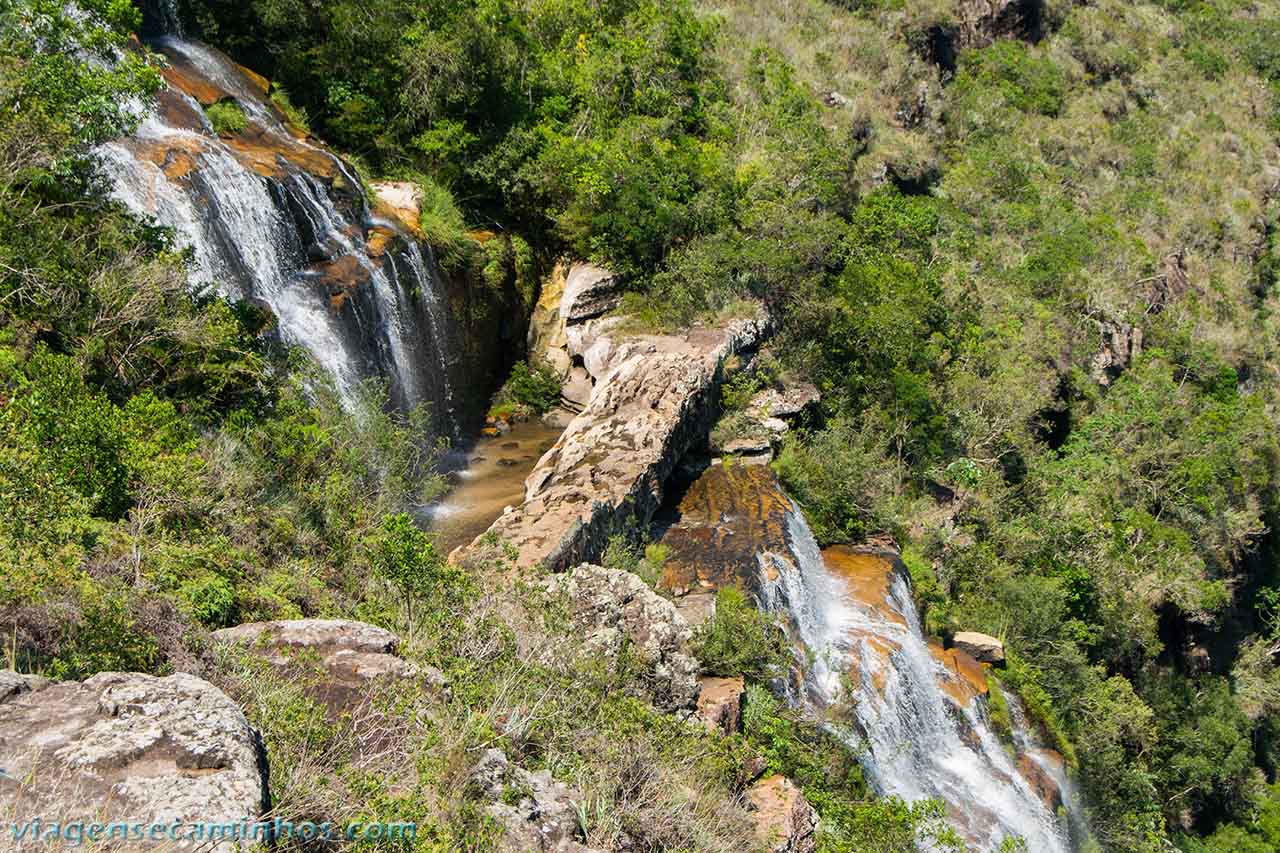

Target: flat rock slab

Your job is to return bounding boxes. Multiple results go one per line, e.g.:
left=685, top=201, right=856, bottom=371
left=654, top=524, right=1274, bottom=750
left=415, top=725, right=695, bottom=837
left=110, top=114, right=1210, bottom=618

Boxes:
left=211, top=619, right=440, bottom=715
left=456, top=314, right=769, bottom=571
left=0, top=671, right=266, bottom=851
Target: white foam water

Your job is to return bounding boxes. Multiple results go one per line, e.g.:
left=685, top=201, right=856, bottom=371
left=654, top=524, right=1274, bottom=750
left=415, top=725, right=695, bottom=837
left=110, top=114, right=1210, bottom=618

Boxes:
left=757, top=505, right=1077, bottom=852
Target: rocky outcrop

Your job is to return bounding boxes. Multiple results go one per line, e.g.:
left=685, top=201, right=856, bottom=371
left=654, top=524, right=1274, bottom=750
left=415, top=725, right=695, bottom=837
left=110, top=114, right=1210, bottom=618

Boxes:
left=0, top=671, right=267, bottom=851
left=713, top=379, right=820, bottom=461
left=952, top=631, right=1006, bottom=666
left=915, top=0, right=1044, bottom=71
left=956, top=0, right=1043, bottom=48
left=696, top=676, right=745, bottom=735
left=211, top=619, right=444, bottom=713
left=470, top=749, right=603, bottom=853
left=545, top=564, right=701, bottom=710
left=1090, top=319, right=1143, bottom=386
left=562, top=264, right=623, bottom=322
left=528, top=263, right=574, bottom=379
left=371, top=181, right=423, bottom=235
left=527, top=262, right=625, bottom=383
left=458, top=312, right=769, bottom=571
left=746, top=775, right=818, bottom=853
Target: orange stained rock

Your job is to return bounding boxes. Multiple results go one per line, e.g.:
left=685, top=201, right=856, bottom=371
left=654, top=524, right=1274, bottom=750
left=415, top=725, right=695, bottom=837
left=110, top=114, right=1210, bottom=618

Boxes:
left=658, top=464, right=792, bottom=593
left=928, top=640, right=990, bottom=707
left=844, top=630, right=898, bottom=694
left=128, top=136, right=205, bottom=182
left=1017, top=749, right=1065, bottom=812
left=822, top=547, right=908, bottom=629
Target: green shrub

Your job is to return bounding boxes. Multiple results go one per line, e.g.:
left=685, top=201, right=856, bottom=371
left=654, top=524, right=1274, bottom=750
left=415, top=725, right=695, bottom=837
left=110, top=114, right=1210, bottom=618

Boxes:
left=491, top=360, right=562, bottom=417
left=369, top=512, right=467, bottom=624
left=205, top=99, right=248, bottom=135
left=954, top=40, right=1066, bottom=116
left=692, top=586, right=786, bottom=680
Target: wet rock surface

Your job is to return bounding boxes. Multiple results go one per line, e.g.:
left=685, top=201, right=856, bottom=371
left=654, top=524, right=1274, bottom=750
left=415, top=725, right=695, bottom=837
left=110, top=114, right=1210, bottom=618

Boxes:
left=0, top=671, right=267, bottom=851
left=656, top=462, right=792, bottom=596
left=458, top=313, right=769, bottom=571
left=544, top=564, right=700, bottom=710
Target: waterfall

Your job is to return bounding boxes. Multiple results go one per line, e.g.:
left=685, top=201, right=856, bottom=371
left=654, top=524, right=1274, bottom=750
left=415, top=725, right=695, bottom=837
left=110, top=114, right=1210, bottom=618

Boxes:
left=94, top=32, right=462, bottom=437
left=757, top=505, right=1078, bottom=852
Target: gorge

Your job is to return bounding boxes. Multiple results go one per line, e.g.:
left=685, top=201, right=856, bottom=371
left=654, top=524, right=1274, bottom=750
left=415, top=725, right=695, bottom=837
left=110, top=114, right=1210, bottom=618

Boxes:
left=6, top=0, right=1279, bottom=850
left=76, top=21, right=1090, bottom=850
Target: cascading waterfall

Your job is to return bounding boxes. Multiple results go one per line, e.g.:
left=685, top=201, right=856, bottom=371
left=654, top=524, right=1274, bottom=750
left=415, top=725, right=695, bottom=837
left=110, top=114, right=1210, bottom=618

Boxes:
left=757, top=504, right=1077, bottom=852
left=95, top=29, right=462, bottom=436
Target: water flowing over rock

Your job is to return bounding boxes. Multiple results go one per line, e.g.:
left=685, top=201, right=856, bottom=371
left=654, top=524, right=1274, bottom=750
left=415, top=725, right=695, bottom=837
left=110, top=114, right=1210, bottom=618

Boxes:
left=0, top=671, right=267, bottom=852
left=96, top=32, right=502, bottom=435
left=657, top=464, right=1082, bottom=851
left=456, top=313, right=768, bottom=570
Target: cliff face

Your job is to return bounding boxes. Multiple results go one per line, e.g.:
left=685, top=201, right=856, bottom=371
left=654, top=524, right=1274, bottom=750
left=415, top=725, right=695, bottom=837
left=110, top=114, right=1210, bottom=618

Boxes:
left=455, top=312, right=770, bottom=570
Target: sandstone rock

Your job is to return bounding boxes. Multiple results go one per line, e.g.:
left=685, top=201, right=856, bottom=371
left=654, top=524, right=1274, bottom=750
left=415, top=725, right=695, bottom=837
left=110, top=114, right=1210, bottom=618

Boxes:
left=545, top=564, right=700, bottom=710
left=542, top=407, right=577, bottom=430
left=0, top=671, right=266, bottom=852
left=211, top=619, right=444, bottom=712
left=952, top=631, right=1005, bottom=666
left=471, top=749, right=602, bottom=853
left=371, top=181, right=423, bottom=234
left=582, top=334, right=619, bottom=382
left=455, top=313, right=769, bottom=571
left=723, top=435, right=773, bottom=459
left=0, top=670, right=47, bottom=702
left=561, top=263, right=623, bottom=322
left=696, top=676, right=745, bottom=735
left=673, top=592, right=717, bottom=630
left=748, top=383, right=820, bottom=420
left=561, top=366, right=594, bottom=411
left=747, top=775, right=818, bottom=853
left=528, top=262, right=572, bottom=380
left=656, top=464, right=792, bottom=595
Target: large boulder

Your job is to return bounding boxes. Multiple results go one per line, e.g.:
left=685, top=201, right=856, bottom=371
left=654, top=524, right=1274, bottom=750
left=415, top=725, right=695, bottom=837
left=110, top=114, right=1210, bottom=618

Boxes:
left=470, top=748, right=603, bottom=853
left=211, top=619, right=444, bottom=713
left=545, top=564, right=700, bottom=710
left=746, top=775, right=818, bottom=853
left=0, top=671, right=267, bottom=851
left=455, top=313, right=769, bottom=570
left=951, top=631, right=1006, bottom=666
left=696, top=676, right=745, bottom=735
left=561, top=263, right=623, bottom=322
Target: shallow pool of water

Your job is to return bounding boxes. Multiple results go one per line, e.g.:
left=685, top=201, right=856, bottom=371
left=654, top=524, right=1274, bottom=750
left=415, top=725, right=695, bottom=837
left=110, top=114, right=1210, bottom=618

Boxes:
left=422, top=419, right=565, bottom=554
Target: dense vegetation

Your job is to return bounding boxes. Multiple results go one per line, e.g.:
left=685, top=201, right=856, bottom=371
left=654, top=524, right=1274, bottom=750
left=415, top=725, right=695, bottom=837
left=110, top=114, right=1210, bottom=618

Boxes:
left=4, top=0, right=1280, bottom=849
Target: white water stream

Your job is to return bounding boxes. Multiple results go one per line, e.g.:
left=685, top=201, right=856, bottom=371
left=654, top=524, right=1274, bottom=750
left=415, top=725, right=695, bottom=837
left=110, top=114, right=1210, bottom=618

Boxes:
left=758, top=504, right=1076, bottom=851
left=95, top=32, right=460, bottom=434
